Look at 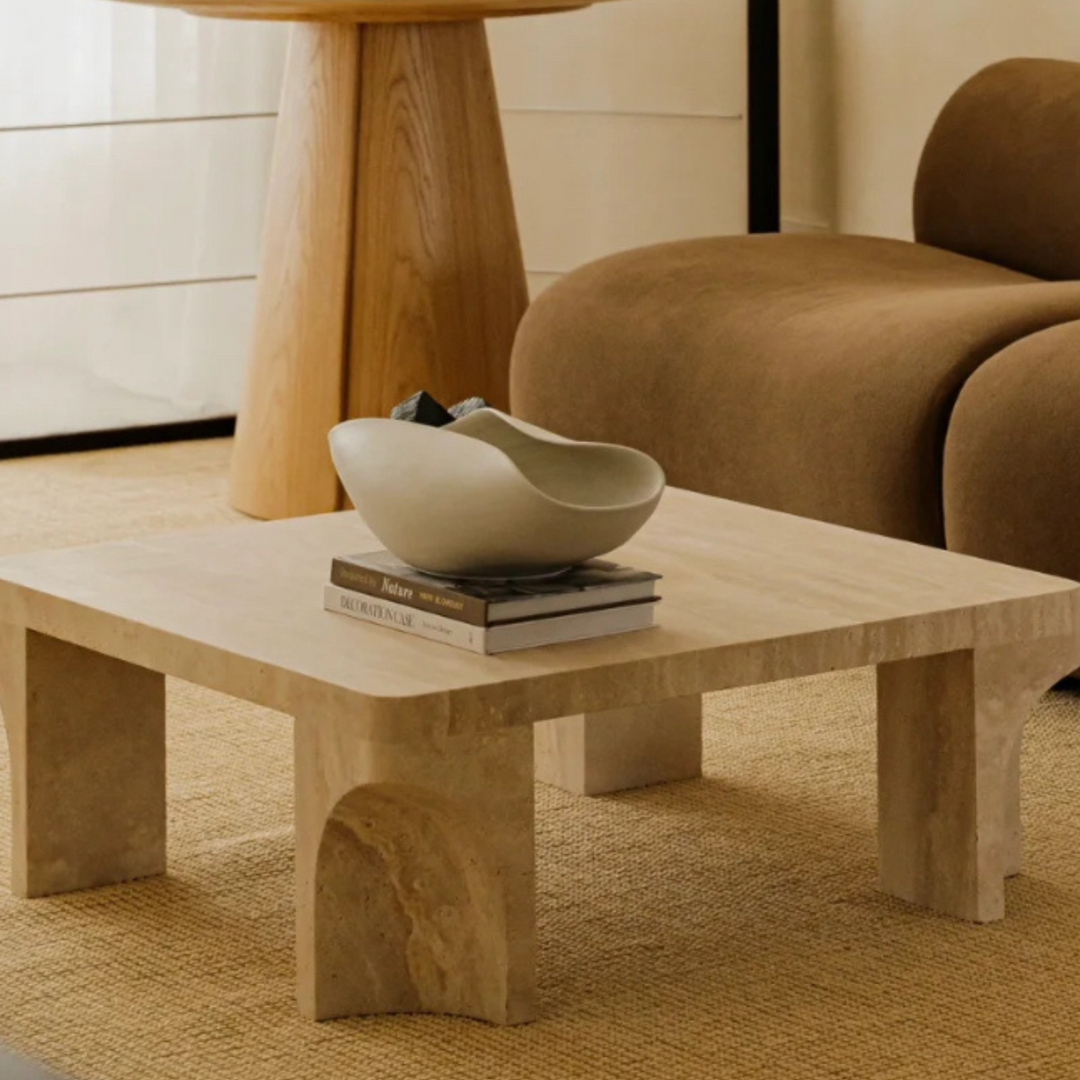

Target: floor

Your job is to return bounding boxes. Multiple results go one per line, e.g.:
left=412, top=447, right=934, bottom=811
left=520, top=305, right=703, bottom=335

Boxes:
left=0, top=437, right=241, bottom=1080
left=3, top=438, right=1080, bottom=1080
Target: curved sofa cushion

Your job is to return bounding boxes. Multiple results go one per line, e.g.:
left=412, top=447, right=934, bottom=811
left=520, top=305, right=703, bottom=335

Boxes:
left=945, top=320, right=1080, bottom=579
left=915, top=58, right=1080, bottom=281
left=510, top=234, right=1080, bottom=546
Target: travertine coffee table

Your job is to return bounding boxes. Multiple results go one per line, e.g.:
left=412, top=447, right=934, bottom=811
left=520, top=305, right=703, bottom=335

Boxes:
left=0, top=489, right=1077, bottom=1025
left=106, top=0, right=631, bottom=521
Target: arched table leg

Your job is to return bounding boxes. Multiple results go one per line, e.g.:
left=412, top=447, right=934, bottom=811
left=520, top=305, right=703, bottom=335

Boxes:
left=230, top=18, right=528, bottom=521
left=877, top=635, right=1079, bottom=923
left=294, top=709, right=535, bottom=1023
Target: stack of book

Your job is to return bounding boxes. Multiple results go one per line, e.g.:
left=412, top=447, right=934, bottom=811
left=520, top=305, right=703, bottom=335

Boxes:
left=324, top=551, right=661, bottom=654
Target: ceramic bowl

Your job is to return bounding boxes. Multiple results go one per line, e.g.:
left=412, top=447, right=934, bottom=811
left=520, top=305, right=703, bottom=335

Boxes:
left=328, top=409, right=666, bottom=578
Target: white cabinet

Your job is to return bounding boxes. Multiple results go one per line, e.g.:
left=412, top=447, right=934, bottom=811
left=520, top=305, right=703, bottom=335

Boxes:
left=0, top=0, right=746, bottom=441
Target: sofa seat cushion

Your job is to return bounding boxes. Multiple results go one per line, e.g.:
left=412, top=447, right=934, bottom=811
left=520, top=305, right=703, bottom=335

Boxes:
left=510, top=234, right=1080, bottom=546
left=945, top=320, right=1080, bottom=579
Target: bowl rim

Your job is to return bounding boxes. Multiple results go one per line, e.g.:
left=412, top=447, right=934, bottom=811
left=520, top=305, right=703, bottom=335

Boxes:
left=329, top=410, right=667, bottom=516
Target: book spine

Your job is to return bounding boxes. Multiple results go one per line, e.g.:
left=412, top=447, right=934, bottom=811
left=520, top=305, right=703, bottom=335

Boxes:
left=324, top=584, right=488, bottom=654
left=330, top=559, right=489, bottom=626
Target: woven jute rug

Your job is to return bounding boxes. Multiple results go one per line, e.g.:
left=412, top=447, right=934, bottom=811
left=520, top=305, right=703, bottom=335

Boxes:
left=1, top=440, right=1080, bottom=1080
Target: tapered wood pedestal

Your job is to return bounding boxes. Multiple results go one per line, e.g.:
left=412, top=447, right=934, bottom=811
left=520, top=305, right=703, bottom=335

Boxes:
left=229, top=20, right=529, bottom=520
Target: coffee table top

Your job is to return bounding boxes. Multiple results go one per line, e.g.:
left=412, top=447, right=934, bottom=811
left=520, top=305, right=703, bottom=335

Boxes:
left=0, top=488, right=1075, bottom=740
left=107, top=0, right=603, bottom=22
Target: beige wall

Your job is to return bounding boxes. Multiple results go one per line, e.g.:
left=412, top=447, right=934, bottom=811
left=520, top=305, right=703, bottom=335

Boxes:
left=782, top=0, right=1080, bottom=239
left=489, top=0, right=748, bottom=295
left=780, top=0, right=837, bottom=233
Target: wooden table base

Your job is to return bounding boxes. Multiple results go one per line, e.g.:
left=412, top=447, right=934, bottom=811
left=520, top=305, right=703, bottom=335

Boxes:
left=229, top=20, right=528, bottom=520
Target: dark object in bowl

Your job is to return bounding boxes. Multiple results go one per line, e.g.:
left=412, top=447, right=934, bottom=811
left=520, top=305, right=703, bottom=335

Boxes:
left=391, top=391, right=490, bottom=427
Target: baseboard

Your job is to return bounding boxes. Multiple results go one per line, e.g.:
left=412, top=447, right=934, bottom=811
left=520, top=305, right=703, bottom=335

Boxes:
left=781, top=217, right=835, bottom=235
left=0, top=416, right=237, bottom=461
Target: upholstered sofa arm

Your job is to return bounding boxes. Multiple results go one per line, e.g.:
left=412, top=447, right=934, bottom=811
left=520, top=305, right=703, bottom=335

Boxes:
left=944, top=320, right=1080, bottom=583
left=915, top=58, right=1080, bottom=282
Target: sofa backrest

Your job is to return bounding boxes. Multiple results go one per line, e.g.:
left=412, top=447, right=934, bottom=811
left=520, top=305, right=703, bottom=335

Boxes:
left=914, top=58, right=1080, bottom=282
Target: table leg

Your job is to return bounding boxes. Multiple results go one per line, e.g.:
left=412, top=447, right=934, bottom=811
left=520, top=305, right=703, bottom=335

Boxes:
left=229, top=24, right=361, bottom=521
left=294, top=710, right=535, bottom=1024
left=535, top=697, right=702, bottom=796
left=230, top=19, right=528, bottom=521
left=877, top=636, right=1078, bottom=923
left=0, top=625, right=166, bottom=899
left=348, top=21, right=528, bottom=424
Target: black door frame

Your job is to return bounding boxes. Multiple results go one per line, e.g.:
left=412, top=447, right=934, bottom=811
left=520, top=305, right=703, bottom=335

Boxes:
left=748, top=0, right=781, bottom=233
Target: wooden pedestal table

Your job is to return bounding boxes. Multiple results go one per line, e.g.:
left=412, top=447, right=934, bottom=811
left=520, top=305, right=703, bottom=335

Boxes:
left=109, top=0, right=625, bottom=520
left=1, top=490, right=1078, bottom=1024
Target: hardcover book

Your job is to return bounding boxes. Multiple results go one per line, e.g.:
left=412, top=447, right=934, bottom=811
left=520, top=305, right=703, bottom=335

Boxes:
left=324, top=584, right=658, bottom=654
left=330, top=551, right=661, bottom=627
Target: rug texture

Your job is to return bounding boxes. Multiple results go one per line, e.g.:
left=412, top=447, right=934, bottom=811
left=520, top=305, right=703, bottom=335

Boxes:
left=1, top=440, right=1079, bottom=1080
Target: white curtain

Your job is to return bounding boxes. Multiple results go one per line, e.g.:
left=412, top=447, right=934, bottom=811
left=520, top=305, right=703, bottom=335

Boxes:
left=0, top=0, right=286, bottom=440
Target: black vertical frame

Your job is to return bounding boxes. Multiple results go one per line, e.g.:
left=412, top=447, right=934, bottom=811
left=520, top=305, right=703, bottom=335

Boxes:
left=747, top=0, right=781, bottom=233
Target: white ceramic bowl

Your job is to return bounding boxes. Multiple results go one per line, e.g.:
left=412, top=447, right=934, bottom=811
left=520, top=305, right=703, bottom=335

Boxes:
left=329, top=409, right=666, bottom=578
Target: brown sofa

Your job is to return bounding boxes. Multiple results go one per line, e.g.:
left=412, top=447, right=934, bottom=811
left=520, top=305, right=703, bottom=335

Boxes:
left=510, top=59, right=1080, bottom=586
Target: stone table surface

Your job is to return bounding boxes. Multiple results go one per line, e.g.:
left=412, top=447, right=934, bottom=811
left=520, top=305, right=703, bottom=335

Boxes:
left=0, top=487, right=1076, bottom=734
left=2, top=487, right=1079, bottom=1026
